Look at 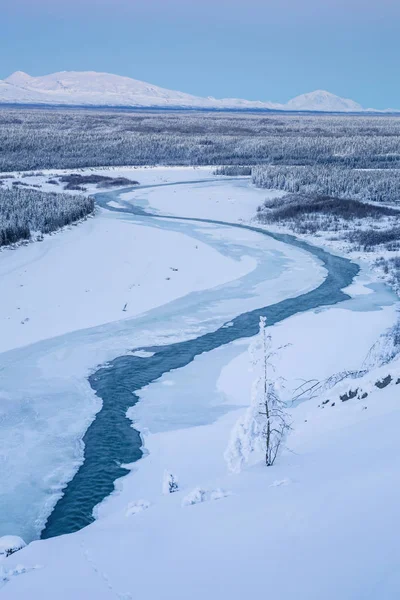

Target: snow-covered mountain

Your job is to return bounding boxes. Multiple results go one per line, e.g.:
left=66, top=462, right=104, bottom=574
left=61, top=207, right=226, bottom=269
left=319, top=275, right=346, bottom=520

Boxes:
left=0, top=70, right=373, bottom=112
left=285, top=89, right=363, bottom=112
left=2, top=71, right=211, bottom=108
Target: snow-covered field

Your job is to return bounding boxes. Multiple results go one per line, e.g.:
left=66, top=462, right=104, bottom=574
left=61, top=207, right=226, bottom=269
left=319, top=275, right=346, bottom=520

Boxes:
left=1, top=168, right=399, bottom=598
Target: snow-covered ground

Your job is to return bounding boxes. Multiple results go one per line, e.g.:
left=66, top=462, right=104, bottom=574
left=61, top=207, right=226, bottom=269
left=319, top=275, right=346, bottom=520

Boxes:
left=1, top=168, right=399, bottom=598
left=2, top=298, right=399, bottom=599
left=0, top=212, right=256, bottom=353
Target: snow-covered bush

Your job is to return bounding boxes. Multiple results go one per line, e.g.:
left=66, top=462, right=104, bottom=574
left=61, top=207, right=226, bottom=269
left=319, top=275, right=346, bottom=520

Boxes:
left=257, top=193, right=399, bottom=235
left=0, top=536, right=26, bottom=559
left=0, top=187, right=94, bottom=248
left=59, top=173, right=138, bottom=190
left=0, top=564, right=38, bottom=588
left=225, top=317, right=290, bottom=473
left=375, top=256, right=400, bottom=295
left=181, top=487, right=230, bottom=507
left=348, top=227, right=400, bottom=250
left=162, top=470, right=179, bottom=495
left=362, top=317, right=400, bottom=369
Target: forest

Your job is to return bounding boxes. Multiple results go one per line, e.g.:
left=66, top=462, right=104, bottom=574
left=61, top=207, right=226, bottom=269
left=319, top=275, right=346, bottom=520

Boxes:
left=0, top=186, right=94, bottom=248
left=3, top=107, right=400, bottom=249
left=2, top=108, right=400, bottom=172
left=252, top=165, right=400, bottom=204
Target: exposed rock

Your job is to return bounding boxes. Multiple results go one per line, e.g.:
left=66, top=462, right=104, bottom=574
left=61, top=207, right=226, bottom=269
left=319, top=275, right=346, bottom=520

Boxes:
left=375, top=375, right=392, bottom=389
left=340, top=389, right=358, bottom=402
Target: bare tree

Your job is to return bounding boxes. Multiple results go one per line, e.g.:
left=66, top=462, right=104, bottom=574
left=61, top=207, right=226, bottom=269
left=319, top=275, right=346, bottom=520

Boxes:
left=254, top=317, right=291, bottom=466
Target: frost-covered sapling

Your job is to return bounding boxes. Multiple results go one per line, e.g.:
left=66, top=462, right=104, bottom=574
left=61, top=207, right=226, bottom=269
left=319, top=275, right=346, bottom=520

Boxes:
left=162, top=470, right=179, bottom=494
left=225, top=317, right=290, bottom=472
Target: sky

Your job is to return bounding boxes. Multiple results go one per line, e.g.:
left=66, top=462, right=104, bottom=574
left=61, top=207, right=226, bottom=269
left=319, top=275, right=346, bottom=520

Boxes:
left=1, top=0, right=399, bottom=109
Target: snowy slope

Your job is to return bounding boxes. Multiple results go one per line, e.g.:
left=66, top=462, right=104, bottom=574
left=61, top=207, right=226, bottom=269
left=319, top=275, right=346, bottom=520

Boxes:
left=1, top=290, right=399, bottom=599
left=0, top=70, right=277, bottom=110
left=0, top=70, right=377, bottom=111
left=3, top=70, right=206, bottom=108
left=0, top=79, right=45, bottom=104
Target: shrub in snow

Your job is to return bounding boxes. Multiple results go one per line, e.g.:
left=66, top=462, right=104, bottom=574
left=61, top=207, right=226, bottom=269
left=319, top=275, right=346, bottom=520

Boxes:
left=0, top=536, right=26, bottom=558
left=182, top=487, right=230, bottom=507
left=59, top=173, right=138, bottom=190
left=125, top=500, right=150, bottom=517
left=257, top=192, right=398, bottom=235
left=0, top=564, right=39, bottom=586
left=348, top=227, right=400, bottom=251
left=162, top=470, right=179, bottom=495
left=182, top=487, right=205, bottom=506
left=375, top=258, right=400, bottom=298
left=224, top=409, right=260, bottom=474
left=225, top=317, right=290, bottom=473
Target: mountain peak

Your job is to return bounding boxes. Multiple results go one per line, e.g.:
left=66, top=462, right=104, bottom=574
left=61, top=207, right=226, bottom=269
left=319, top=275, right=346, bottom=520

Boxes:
left=5, top=71, right=33, bottom=86
left=286, top=90, right=363, bottom=112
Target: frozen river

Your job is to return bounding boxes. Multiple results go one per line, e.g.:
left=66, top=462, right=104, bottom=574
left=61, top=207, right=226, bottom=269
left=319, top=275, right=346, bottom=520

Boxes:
left=42, top=180, right=359, bottom=538
left=1, top=173, right=394, bottom=543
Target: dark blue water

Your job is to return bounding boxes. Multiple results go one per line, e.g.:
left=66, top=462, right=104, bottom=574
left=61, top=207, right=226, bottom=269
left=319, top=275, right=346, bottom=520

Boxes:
left=41, top=181, right=359, bottom=539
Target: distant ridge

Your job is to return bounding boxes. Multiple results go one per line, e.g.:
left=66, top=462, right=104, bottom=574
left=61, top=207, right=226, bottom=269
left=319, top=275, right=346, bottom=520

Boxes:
left=0, top=70, right=381, bottom=112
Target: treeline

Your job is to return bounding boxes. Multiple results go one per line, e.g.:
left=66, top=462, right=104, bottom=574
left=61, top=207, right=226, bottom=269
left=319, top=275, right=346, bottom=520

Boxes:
left=252, top=165, right=400, bottom=204
left=0, top=186, right=94, bottom=248
left=213, top=166, right=252, bottom=176
left=3, top=109, right=400, bottom=172
left=257, top=192, right=398, bottom=234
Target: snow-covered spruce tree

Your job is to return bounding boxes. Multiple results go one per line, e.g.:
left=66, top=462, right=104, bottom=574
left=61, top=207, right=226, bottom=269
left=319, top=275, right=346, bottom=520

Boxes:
left=162, top=470, right=179, bottom=494
left=225, top=317, right=290, bottom=473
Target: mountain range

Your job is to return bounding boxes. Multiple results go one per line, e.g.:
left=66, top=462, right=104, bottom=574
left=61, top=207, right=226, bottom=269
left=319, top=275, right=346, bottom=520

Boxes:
left=0, top=70, right=382, bottom=112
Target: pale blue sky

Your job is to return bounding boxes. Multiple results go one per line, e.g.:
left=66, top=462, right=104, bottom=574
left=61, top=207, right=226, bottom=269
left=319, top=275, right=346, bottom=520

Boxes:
left=1, top=0, right=399, bottom=108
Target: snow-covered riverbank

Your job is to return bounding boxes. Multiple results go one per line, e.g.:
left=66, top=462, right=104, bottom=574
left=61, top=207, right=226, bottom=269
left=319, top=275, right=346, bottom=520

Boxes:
left=1, top=168, right=399, bottom=598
